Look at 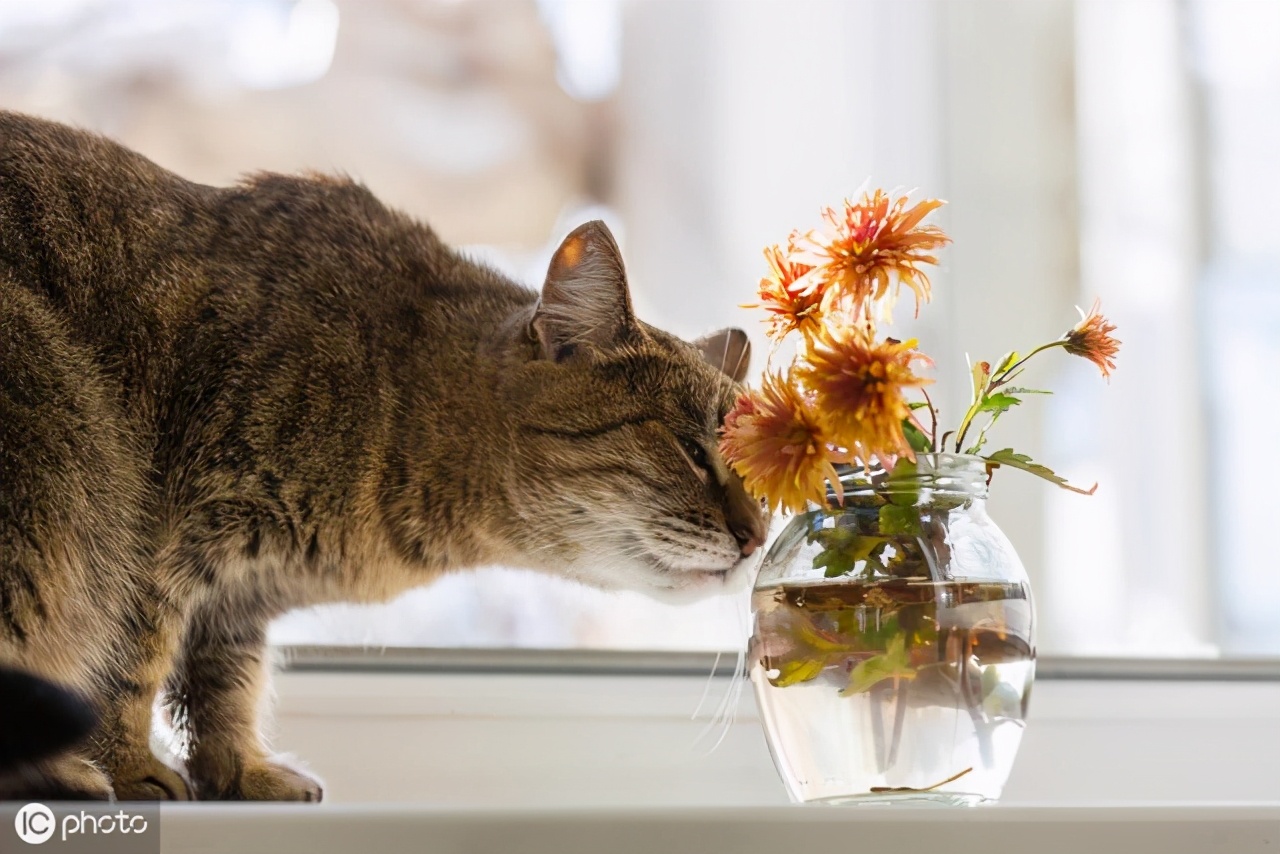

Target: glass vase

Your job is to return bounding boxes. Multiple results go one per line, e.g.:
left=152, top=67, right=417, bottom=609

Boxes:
left=748, top=453, right=1034, bottom=806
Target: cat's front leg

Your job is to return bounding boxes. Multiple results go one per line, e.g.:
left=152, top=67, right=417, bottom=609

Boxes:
left=168, top=597, right=323, bottom=802
left=91, top=590, right=194, bottom=801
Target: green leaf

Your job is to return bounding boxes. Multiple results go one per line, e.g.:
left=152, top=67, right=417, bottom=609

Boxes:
left=879, top=503, right=922, bottom=535
left=902, top=418, right=933, bottom=453
left=771, top=657, right=826, bottom=687
left=976, top=392, right=1022, bottom=417
left=833, top=610, right=902, bottom=649
left=1003, top=387, right=1051, bottom=396
left=812, top=529, right=889, bottom=577
left=813, top=548, right=856, bottom=578
left=841, top=633, right=916, bottom=695
left=850, top=536, right=889, bottom=562
left=808, top=526, right=856, bottom=548
left=907, top=401, right=931, bottom=411
left=983, top=448, right=1098, bottom=496
left=885, top=456, right=921, bottom=507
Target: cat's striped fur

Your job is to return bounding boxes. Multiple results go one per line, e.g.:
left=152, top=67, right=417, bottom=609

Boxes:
left=0, top=112, right=766, bottom=801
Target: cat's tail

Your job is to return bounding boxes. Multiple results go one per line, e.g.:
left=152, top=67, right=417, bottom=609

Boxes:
left=0, top=667, right=98, bottom=781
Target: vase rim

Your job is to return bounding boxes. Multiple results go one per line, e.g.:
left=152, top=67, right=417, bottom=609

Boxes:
left=824, top=452, right=989, bottom=506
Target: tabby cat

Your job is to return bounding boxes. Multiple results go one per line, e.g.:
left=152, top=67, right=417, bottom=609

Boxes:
left=0, top=112, right=767, bottom=801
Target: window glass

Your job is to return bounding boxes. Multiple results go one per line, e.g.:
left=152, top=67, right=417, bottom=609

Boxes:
left=7, top=0, right=1275, bottom=655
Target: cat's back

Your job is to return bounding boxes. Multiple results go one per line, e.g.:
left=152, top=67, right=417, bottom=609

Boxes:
left=0, top=112, right=229, bottom=400
left=0, top=110, right=212, bottom=271
left=0, top=110, right=522, bottom=331
left=0, top=110, right=533, bottom=419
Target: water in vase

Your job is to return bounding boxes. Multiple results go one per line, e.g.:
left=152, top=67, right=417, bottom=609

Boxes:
left=749, top=579, right=1034, bottom=804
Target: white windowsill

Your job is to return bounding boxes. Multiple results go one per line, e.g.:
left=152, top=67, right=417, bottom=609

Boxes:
left=153, top=650, right=1280, bottom=853
left=157, top=803, right=1280, bottom=854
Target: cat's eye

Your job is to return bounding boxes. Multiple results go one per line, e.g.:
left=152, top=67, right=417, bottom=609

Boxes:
left=679, top=437, right=711, bottom=473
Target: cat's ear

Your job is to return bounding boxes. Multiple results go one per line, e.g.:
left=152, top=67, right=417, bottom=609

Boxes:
left=693, top=328, right=751, bottom=382
left=533, top=220, right=637, bottom=361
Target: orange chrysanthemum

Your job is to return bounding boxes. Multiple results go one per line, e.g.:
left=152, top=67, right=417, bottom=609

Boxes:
left=746, top=240, right=823, bottom=341
left=794, top=325, right=932, bottom=464
left=794, top=190, right=950, bottom=319
left=718, top=372, right=843, bottom=514
left=1063, top=299, right=1120, bottom=380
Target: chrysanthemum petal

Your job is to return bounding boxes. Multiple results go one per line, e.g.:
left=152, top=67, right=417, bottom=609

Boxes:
left=800, top=190, right=951, bottom=319
left=744, top=243, right=825, bottom=341
left=793, top=326, right=933, bottom=465
left=1063, top=299, right=1120, bottom=379
left=718, top=373, right=842, bottom=514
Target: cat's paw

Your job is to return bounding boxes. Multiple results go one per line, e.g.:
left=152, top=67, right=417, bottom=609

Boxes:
left=237, top=760, right=324, bottom=802
left=53, top=757, right=116, bottom=800
left=0, top=755, right=114, bottom=801
left=194, top=757, right=323, bottom=802
left=110, top=758, right=193, bottom=801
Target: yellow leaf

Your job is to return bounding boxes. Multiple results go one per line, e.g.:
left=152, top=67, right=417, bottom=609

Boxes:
left=770, top=657, right=826, bottom=687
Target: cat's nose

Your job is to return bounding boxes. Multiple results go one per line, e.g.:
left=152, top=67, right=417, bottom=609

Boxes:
left=731, top=519, right=766, bottom=557
left=725, top=472, right=769, bottom=558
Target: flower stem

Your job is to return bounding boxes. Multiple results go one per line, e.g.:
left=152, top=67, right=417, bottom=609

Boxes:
left=953, top=340, right=1066, bottom=452
left=921, top=388, right=939, bottom=452
left=990, top=341, right=1064, bottom=388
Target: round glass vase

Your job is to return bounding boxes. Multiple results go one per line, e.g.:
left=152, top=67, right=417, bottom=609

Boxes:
left=748, top=453, right=1035, bottom=806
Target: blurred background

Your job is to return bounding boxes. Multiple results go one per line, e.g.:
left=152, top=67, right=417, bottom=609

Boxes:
left=4, top=0, right=1276, bottom=657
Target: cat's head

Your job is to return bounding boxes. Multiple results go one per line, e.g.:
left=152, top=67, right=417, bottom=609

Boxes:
left=503, top=221, right=770, bottom=603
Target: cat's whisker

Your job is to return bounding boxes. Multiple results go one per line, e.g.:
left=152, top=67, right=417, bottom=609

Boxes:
left=690, top=650, right=722, bottom=723
left=728, top=341, right=749, bottom=384
left=691, top=589, right=753, bottom=756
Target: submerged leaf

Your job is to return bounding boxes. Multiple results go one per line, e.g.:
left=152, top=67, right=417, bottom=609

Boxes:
left=841, top=633, right=917, bottom=695
left=771, top=657, right=826, bottom=687
left=879, top=503, right=922, bottom=535
left=885, top=456, right=922, bottom=506
left=813, top=529, right=889, bottom=578
left=813, top=548, right=856, bottom=578
left=870, top=767, right=974, bottom=794
left=792, top=613, right=857, bottom=655
left=983, top=448, right=1097, bottom=495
